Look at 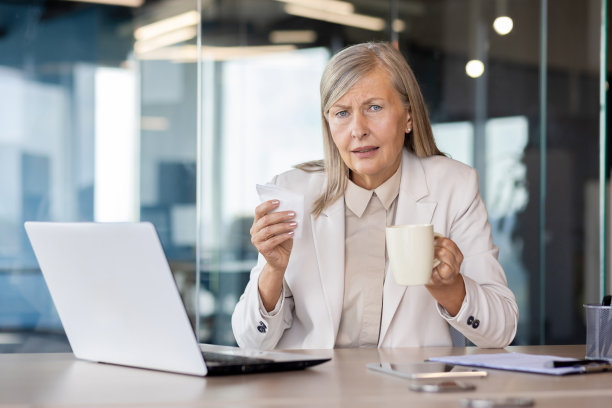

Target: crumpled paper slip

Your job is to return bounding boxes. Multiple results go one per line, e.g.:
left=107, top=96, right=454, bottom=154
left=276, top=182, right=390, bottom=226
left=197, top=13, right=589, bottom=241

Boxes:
left=256, top=183, right=305, bottom=239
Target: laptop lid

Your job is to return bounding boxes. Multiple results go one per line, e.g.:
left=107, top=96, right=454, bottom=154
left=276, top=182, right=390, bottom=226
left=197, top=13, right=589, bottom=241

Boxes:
left=25, top=222, right=330, bottom=376
left=25, top=222, right=209, bottom=376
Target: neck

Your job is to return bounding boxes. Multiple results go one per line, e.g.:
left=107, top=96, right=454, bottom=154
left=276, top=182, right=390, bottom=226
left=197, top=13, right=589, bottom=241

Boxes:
left=350, top=161, right=401, bottom=190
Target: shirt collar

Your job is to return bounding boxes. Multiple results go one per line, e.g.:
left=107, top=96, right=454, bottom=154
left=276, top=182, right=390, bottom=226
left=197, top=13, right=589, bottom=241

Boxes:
left=345, top=164, right=402, bottom=217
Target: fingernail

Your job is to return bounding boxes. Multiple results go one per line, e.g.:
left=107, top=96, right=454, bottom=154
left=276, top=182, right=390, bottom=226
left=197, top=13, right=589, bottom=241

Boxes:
left=289, top=222, right=297, bottom=227
left=271, top=200, right=280, bottom=205
left=287, top=212, right=296, bottom=217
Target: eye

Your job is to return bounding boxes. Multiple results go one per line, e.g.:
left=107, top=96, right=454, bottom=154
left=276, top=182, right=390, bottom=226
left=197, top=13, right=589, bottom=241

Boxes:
left=335, top=110, right=349, bottom=118
left=370, top=105, right=382, bottom=112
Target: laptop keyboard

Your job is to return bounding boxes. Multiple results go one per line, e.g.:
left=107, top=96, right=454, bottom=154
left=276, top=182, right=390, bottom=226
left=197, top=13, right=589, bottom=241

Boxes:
left=202, top=351, right=275, bottom=366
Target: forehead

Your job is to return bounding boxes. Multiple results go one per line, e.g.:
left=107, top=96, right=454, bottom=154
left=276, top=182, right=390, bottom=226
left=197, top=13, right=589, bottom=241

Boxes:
left=334, top=67, right=399, bottom=104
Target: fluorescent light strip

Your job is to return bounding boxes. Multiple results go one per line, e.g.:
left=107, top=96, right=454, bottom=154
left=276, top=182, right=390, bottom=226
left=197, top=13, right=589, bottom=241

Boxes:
left=275, top=0, right=354, bottom=15
left=136, top=45, right=197, bottom=61
left=134, top=26, right=197, bottom=54
left=65, top=0, right=143, bottom=7
left=284, top=4, right=385, bottom=31
left=134, top=10, right=200, bottom=41
left=392, top=19, right=406, bottom=32
left=201, top=45, right=297, bottom=60
left=136, top=44, right=297, bottom=62
left=269, top=30, right=317, bottom=44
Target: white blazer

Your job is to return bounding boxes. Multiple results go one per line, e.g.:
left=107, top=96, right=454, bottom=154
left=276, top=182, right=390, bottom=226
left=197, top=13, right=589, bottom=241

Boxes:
left=232, top=149, right=518, bottom=349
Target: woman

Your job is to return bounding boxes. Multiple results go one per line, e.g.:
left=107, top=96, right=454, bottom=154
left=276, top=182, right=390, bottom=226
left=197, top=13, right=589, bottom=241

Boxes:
left=232, top=42, right=518, bottom=350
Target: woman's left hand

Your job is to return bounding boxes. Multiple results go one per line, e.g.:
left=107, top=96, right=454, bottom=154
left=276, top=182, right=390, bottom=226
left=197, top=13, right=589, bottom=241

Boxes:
left=425, top=236, right=466, bottom=316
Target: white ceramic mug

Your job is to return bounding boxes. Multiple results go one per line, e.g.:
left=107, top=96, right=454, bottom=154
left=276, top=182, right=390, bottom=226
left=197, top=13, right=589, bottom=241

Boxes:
left=385, top=224, right=441, bottom=286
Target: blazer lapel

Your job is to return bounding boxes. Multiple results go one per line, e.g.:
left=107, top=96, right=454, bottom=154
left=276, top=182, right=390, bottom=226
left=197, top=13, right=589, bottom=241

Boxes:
left=379, top=150, right=437, bottom=345
left=311, top=197, right=345, bottom=343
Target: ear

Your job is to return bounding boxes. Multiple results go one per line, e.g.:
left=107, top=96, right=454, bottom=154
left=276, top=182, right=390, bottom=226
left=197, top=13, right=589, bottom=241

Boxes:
left=405, top=108, right=413, bottom=133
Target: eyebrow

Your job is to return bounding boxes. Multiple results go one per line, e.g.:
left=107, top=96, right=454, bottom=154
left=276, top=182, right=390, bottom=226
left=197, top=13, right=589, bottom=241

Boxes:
left=330, top=103, right=350, bottom=111
left=330, top=97, right=385, bottom=110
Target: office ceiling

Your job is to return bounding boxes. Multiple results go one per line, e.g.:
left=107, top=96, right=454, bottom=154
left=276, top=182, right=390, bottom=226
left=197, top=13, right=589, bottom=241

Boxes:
left=0, top=0, right=605, bottom=74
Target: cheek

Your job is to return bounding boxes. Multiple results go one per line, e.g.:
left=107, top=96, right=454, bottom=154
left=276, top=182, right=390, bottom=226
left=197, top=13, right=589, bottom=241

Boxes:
left=329, top=126, right=349, bottom=149
left=328, top=120, right=343, bottom=135
left=387, top=117, right=407, bottom=145
left=394, top=131, right=406, bottom=146
left=332, top=137, right=350, bottom=160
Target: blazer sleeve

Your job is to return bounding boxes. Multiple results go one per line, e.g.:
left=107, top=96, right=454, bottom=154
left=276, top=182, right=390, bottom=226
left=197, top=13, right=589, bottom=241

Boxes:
left=437, top=167, right=519, bottom=348
left=231, top=253, right=295, bottom=350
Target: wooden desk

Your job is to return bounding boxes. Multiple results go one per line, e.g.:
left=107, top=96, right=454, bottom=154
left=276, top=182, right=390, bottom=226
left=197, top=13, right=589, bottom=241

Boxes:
left=0, top=345, right=610, bottom=407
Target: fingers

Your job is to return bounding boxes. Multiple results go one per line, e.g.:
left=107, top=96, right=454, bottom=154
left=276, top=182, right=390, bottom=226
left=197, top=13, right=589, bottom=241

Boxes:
left=431, top=262, right=455, bottom=283
left=252, top=220, right=297, bottom=249
left=250, top=199, right=297, bottom=255
left=256, top=230, right=295, bottom=259
left=253, top=200, right=280, bottom=223
left=431, top=237, right=464, bottom=284
left=251, top=200, right=296, bottom=236
left=434, top=236, right=463, bottom=266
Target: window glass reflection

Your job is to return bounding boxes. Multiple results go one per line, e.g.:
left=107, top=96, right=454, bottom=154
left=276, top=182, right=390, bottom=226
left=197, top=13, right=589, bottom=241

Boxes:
left=0, top=0, right=606, bottom=351
left=199, top=47, right=327, bottom=344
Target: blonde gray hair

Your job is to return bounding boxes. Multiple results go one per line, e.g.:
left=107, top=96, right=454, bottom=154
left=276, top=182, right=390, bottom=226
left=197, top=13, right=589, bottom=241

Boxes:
left=297, top=42, right=442, bottom=216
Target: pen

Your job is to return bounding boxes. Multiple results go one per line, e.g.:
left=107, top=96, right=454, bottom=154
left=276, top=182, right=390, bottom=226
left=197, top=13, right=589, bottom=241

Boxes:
left=549, top=359, right=610, bottom=368
left=548, top=359, right=612, bottom=372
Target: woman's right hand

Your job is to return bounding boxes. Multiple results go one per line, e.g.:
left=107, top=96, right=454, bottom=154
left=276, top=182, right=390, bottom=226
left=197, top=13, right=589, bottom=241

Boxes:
left=250, top=200, right=297, bottom=310
left=250, top=199, right=297, bottom=272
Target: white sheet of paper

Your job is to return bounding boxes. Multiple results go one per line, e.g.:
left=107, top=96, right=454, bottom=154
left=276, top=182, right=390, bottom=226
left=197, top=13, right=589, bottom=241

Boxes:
left=256, top=184, right=305, bottom=239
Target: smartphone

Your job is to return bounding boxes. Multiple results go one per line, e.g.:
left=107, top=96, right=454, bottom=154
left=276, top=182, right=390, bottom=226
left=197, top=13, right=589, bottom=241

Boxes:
left=409, top=380, right=476, bottom=393
left=460, top=397, right=535, bottom=407
left=366, top=362, right=488, bottom=380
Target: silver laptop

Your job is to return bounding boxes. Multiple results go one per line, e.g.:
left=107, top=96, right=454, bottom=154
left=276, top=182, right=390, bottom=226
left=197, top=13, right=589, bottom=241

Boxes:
left=24, top=222, right=330, bottom=376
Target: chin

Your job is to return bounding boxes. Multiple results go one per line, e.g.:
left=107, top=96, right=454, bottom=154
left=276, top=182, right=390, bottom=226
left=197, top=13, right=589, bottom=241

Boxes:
left=353, top=168, right=383, bottom=179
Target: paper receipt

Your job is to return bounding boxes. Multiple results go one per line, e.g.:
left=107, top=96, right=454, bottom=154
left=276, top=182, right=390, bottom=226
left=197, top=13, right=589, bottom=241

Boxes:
left=256, top=183, right=305, bottom=239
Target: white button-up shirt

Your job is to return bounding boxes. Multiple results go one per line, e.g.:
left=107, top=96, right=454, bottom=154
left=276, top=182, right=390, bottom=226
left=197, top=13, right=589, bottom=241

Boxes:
left=335, top=166, right=401, bottom=348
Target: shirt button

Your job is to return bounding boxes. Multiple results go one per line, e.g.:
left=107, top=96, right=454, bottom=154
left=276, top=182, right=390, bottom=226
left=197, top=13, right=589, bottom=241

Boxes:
left=467, top=316, right=474, bottom=325
left=472, top=319, right=480, bottom=329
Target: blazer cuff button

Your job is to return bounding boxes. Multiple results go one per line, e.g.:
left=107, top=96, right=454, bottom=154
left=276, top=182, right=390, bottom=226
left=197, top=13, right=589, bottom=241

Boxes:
left=257, top=321, right=267, bottom=333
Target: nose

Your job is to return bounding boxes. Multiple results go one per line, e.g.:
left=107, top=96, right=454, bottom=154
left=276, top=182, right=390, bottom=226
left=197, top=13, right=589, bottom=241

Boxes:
left=350, top=111, right=368, bottom=138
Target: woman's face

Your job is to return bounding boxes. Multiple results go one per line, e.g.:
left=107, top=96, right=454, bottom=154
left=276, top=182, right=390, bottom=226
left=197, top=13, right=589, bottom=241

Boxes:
left=327, top=67, right=411, bottom=190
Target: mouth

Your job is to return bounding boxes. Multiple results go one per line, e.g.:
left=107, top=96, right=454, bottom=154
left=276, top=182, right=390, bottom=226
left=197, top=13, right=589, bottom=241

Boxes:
left=352, top=146, right=379, bottom=154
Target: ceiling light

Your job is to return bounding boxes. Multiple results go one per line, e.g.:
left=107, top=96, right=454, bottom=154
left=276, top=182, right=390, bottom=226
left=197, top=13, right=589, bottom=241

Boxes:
left=134, top=10, right=200, bottom=41
left=65, top=0, right=144, bottom=6
left=465, top=60, right=485, bottom=78
left=275, top=0, right=354, bottom=15
left=134, top=26, right=197, bottom=54
left=284, top=4, right=385, bottom=31
left=392, top=19, right=406, bottom=32
left=201, top=45, right=297, bottom=61
left=136, top=45, right=199, bottom=62
left=493, top=16, right=513, bottom=35
left=269, top=30, right=317, bottom=44
left=136, top=45, right=298, bottom=63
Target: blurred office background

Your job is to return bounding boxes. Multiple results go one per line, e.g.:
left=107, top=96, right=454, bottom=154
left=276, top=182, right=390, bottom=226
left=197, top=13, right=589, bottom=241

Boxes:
left=0, top=0, right=609, bottom=351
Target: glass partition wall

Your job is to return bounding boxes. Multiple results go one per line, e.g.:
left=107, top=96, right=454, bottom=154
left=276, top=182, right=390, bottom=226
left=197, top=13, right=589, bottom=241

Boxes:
left=0, top=0, right=608, bottom=351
